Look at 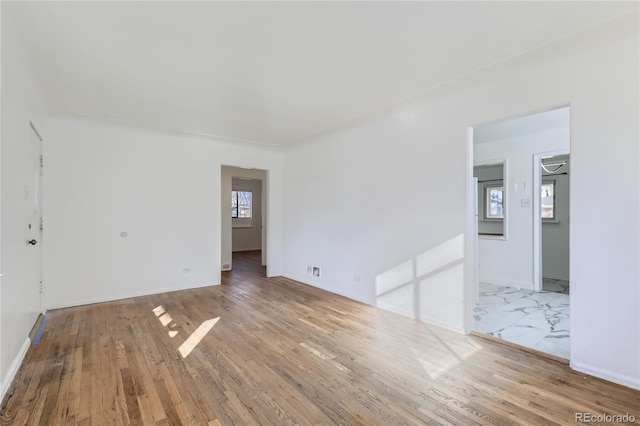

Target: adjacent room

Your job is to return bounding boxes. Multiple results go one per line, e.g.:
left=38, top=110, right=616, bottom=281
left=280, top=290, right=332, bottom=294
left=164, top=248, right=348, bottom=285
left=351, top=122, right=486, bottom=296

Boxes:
left=472, top=107, right=571, bottom=360
left=1, top=1, right=639, bottom=424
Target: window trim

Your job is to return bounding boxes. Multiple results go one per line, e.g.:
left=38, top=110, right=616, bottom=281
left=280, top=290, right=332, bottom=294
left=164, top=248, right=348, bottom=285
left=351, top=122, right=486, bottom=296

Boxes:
left=474, top=158, right=508, bottom=240
left=484, top=183, right=505, bottom=221
left=231, top=190, right=253, bottom=219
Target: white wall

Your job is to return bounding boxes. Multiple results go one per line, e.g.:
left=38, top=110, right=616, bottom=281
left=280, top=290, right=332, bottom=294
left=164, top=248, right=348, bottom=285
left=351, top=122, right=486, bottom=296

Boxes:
left=43, top=116, right=283, bottom=309
left=221, top=166, right=268, bottom=270
left=542, top=161, right=570, bottom=281
left=232, top=178, right=263, bottom=252
left=0, top=5, right=48, bottom=399
left=475, top=128, right=569, bottom=289
left=283, top=13, right=639, bottom=388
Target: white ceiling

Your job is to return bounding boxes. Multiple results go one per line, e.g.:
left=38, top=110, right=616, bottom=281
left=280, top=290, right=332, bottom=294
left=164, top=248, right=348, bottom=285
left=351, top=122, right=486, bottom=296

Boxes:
left=11, top=1, right=637, bottom=146
left=474, top=106, right=570, bottom=145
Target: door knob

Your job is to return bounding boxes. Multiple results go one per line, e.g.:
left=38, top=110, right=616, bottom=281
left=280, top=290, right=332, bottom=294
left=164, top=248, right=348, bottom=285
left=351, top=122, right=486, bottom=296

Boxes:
left=27, top=239, right=37, bottom=245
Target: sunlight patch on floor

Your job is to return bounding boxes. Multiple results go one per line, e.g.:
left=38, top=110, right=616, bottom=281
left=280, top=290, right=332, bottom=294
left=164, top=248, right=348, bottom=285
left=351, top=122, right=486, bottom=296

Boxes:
left=153, top=305, right=220, bottom=355
left=152, top=305, right=166, bottom=317
left=179, top=317, right=220, bottom=358
left=159, top=313, right=173, bottom=326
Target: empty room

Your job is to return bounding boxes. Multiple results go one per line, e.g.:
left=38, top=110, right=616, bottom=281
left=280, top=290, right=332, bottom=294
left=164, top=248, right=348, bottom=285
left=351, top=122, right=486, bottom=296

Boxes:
left=1, top=1, right=639, bottom=425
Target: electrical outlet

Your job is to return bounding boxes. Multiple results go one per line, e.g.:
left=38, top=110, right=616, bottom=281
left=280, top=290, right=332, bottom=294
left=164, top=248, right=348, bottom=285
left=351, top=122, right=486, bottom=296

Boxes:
left=354, top=275, right=362, bottom=282
left=307, top=266, right=321, bottom=277
left=182, top=267, right=191, bottom=273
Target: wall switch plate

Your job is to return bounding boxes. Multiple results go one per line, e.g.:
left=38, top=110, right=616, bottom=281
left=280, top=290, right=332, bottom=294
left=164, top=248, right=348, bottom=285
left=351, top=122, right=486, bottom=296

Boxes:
left=521, top=199, right=531, bottom=207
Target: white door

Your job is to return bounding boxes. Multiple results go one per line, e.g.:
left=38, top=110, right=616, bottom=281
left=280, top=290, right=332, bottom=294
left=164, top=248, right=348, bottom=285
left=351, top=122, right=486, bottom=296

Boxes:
left=25, top=124, right=43, bottom=321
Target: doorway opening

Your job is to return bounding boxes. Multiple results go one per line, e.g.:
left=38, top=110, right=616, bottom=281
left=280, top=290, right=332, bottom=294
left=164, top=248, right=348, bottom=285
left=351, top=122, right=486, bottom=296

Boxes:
left=221, top=165, right=268, bottom=277
left=539, top=154, right=570, bottom=294
left=468, top=106, right=571, bottom=360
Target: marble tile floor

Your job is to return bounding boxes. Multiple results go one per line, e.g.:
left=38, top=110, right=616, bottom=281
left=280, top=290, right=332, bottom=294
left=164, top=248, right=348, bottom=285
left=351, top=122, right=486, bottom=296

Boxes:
left=543, top=277, right=570, bottom=294
left=474, top=282, right=570, bottom=359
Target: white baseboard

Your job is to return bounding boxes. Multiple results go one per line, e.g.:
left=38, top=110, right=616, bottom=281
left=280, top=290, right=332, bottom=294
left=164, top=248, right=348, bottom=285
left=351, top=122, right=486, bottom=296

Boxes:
left=376, top=302, right=465, bottom=334
left=46, top=281, right=220, bottom=311
left=0, top=337, right=31, bottom=403
left=284, top=274, right=465, bottom=334
left=375, top=302, right=414, bottom=320
left=483, top=277, right=534, bottom=290
left=282, top=273, right=370, bottom=305
left=418, top=315, right=466, bottom=334
left=571, top=360, right=640, bottom=390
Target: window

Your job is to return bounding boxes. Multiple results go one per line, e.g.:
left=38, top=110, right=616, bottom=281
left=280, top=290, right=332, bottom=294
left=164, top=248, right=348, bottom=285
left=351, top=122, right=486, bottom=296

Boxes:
left=485, top=185, right=504, bottom=219
left=541, top=180, right=555, bottom=220
left=231, top=190, right=252, bottom=218
left=475, top=162, right=505, bottom=237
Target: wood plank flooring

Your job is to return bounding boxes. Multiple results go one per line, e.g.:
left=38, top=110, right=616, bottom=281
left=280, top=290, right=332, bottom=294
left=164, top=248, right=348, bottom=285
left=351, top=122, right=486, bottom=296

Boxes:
left=2, top=250, right=639, bottom=425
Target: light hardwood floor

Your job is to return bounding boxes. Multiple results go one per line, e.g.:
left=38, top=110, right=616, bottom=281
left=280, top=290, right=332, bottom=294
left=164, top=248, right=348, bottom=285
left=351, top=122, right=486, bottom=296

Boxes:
left=1, top=251, right=639, bottom=425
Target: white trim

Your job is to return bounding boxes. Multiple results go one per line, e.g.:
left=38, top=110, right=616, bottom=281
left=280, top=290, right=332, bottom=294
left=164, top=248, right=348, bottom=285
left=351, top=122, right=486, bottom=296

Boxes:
left=464, top=127, right=477, bottom=333
left=478, top=234, right=507, bottom=241
left=533, top=154, right=542, bottom=292
left=571, top=361, right=640, bottom=391
left=284, top=273, right=466, bottom=334
left=483, top=183, right=505, bottom=220
left=481, top=277, right=535, bottom=290
left=45, top=281, right=219, bottom=311
left=0, top=337, right=31, bottom=402
left=375, top=301, right=466, bottom=334
left=473, top=157, right=509, bottom=240
left=282, top=273, right=370, bottom=305
left=374, top=302, right=415, bottom=321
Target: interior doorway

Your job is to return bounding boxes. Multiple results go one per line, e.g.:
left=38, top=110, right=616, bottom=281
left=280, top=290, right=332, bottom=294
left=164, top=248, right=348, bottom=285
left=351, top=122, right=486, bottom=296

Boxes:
left=539, top=154, right=570, bottom=294
left=468, top=106, right=571, bottom=360
left=221, top=166, right=268, bottom=275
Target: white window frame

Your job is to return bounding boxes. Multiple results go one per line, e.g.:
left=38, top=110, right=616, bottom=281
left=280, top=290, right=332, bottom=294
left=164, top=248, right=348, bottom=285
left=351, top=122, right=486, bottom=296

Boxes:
left=484, top=183, right=505, bottom=220
left=232, top=190, right=253, bottom=228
